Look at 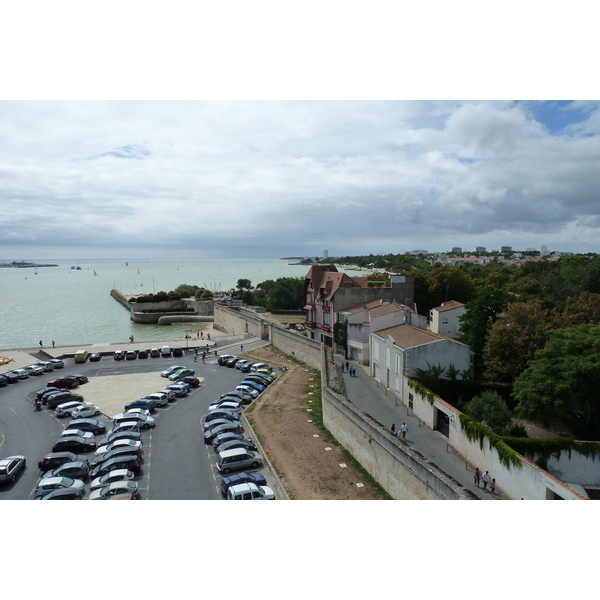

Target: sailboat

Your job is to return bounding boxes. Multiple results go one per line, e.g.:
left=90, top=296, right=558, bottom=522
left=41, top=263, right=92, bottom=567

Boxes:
left=94, top=270, right=98, bottom=276
left=137, top=269, right=141, bottom=274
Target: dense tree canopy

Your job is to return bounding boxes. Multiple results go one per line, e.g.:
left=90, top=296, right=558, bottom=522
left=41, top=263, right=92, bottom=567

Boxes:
left=513, top=324, right=600, bottom=440
left=463, top=390, right=513, bottom=433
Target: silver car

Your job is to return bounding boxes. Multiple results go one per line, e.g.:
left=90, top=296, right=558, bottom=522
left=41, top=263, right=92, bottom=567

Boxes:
left=33, top=476, right=85, bottom=499
left=90, top=468, right=135, bottom=492
left=112, top=412, right=155, bottom=429
left=55, top=401, right=85, bottom=418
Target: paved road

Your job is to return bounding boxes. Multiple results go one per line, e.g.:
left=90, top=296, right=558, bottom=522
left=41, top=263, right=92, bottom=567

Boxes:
left=0, top=337, right=270, bottom=500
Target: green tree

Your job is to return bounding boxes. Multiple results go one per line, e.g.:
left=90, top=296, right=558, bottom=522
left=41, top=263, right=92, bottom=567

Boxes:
left=463, top=390, right=513, bottom=433
left=513, top=323, right=600, bottom=440
left=458, top=285, right=512, bottom=371
left=426, top=265, right=477, bottom=314
left=558, top=291, right=600, bottom=326
left=483, top=299, right=555, bottom=384
left=236, top=278, right=252, bottom=291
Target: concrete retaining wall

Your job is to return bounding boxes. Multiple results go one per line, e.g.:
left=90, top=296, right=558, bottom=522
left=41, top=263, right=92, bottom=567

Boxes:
left=269, top=323, right=321, bottom=370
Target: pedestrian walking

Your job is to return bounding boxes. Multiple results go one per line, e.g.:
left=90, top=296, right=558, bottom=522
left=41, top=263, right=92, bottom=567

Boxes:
left=39, top=340, right=43, bottom=348
left=200, top=331, right=204, bottom=339
left=400, top=423, right=408, bottom=440
left=193, top=352, right=197, bottom=362
left=340, top=362, right=345, bottom=372
left=345, top=361, right=349, bottom=372
left=207, top=332, right=210, bottom=340
left=352, top=366, right=356, bottom=377
left=201, top=352, right=205, bottom=363
left=474, top=467, right=481, bottom=487
left=391, top=423, right=396, bottom=435
left=51, top=340, right=55, bottom=348
left=482, top=470, right=490, bottom=491
left=490, top=478, right=496, bottom=499
left=240, top=344, right=244, bottom=352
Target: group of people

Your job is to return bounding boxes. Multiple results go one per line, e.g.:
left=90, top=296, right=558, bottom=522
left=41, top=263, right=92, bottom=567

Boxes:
left=193, top=351, right=207, bottom=363
left=340, top=361, right=357, bottom=377
left=390, top=423, right=408, bottom=440
left=474, top=467, right=497, bottom=498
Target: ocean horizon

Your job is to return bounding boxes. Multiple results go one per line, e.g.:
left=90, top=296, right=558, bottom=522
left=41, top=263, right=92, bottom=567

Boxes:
left=0, top=258, right=310, bottom=351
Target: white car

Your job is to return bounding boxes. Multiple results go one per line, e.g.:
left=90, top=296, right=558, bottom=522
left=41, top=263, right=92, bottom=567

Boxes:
left=208, top=401, right=242, bottom=413
left=122, top=408, right=150, bottom=417
left=89, top=480, right=139, bottom=500
left=145, top=392, right=169, bottom=407
left=34, top=476, right=85, bottom=499
left=235, top=385, right=259, bottom=399
left=95, top=439, right=143, bottom=456
left=35, top=361, right=55, bottom=372
left=160, top=365, right=185, bottom=378
left=112, top=412, right=155, bottom=429
left=24, top=365, right=44, bottom=376
left=71, top=402, right=101, bottom=419
left=55, top=401, right=85, bottom=418
left=90, top=468, right=136, bottom=492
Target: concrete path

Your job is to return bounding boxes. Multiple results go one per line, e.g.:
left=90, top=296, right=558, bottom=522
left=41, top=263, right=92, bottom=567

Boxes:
left=339, top=358, right=506, bottom=500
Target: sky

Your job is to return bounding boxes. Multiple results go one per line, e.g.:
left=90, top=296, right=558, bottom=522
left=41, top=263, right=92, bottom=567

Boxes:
left=0, top=3, right=598, bottom=264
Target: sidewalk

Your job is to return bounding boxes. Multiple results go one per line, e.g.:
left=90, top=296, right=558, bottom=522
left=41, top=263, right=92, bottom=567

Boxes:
left=339, top=358, right=506, bottom=500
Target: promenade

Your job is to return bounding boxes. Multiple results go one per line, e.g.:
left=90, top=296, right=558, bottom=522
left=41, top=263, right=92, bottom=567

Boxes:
left=339, top=357, right=506, bottom=500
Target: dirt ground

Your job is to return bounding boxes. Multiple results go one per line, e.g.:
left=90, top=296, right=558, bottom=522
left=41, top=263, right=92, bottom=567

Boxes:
left=243, top=345, right=387, bottom=500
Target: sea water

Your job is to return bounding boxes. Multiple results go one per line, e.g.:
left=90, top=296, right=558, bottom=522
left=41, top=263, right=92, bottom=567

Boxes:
left=0, top=258, right=309, bottom=350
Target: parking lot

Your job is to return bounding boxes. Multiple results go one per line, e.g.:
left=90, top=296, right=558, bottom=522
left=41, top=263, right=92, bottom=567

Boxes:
left=0, top=346, right=273, bottom=500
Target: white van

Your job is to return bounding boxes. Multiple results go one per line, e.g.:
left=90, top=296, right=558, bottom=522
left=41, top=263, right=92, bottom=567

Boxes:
left=227, top=482, right=275, bottom=500
left=161, top=346, right=171, bottom=357
left=217, top=447, right=262, bottom=474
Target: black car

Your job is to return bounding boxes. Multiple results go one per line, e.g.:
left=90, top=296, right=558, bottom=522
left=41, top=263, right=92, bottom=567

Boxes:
left=245, top=374, right=272, bottom=386
left=125, top=350, right=137, bottom=360
left=204, top=410, right=240, bottom=425
left=90, top=455, right=141, bottom=478
left=52, top=436, right=97, bottom=453
left=220, top=390, right=254, bottom=404
left=65, top=418, right=107, bottom=435
left=70, top=374, right=89, bottom=384
left=98, top=430, right=142, bottom=447
left=219, top=471, right=267, bottom=497
left=213, top=432, right=254, bottom=451
left=172, top=346, right=184, bottom=357
left=38, top=452, right=86, bottom=472
left=45, top=392, right=84, bottom=409
left=36, top=386, right=61, bottom=400
left=240, top=362, right=255, bottom=373
left=43, top=461, right=90, bottom=481
left=1, top=372, right=19, bottom=383
left=124, top=399, right=157, bottom=413
left=180, top=376, right=200, bottom=388
left=0, top=455, right=26, bottom=484
left=226, top=357, right=240, bottom=368
left=89, top=353, right=102, bottom=362
left=203, top=422, right=244, bottom=443
left=137, top=349, right=149, bottom=359
left=39, top=487, right=85, bottom=500
left=0, top=375, right=8, bottom=387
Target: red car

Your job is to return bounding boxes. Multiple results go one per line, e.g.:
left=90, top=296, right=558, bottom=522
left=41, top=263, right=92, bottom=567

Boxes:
left=47, top=377, right=79, bottom=389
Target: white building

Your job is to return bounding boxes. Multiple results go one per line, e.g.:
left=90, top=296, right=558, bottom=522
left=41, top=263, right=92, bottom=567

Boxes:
left=429, top=300, right=466, bottom=337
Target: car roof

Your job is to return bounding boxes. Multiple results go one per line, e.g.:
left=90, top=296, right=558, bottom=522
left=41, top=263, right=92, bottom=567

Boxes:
left=218, top=447, right=253, bottom=458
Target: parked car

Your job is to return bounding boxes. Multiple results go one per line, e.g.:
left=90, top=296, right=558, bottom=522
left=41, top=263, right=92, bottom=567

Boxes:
left=45, top=392, right=84, bottom=409
left=89, top=468, right=135, bottom=492
left=160, top=365, right=186, bottom=378
left=55, top=401, right=86, bottom=418
left=36, top=386, right=61, bottom=400
left=49, top=359, right=65, bottom=369
left=216, top=438, right=257, bottom=454
left=220, top=391, right=254, bottom=405
left=145, top=392, right=169, bottom=407
left=99, top=430, right=142, bottom=447
left=204, top=410, right=241, bottom=425
left=70, top=374, right=89, bottom=384
left=217, top=354, right=234, bottom=366
left=57, top=429, right=95, bottom=441
left=0, top=455, right=26, bottom=484
left=71, top=403, right=102, bottom=419
left=114, top=350, right=125, bottom=361
left=35, top=361, right=55, bottom=372
left=172, top=346, right=183, bottom=357
left=52, top=436, right=97, bottom=453
left=168, top=368, right=195, bottom=381
left=10, top=369, right=30, bottom=380
left=227, top=482, right=275, bottom=500
left=90, top=446, right=143, bottom=467
left=239, top=380, right=265, bottom=392
left=0, top=372, right=18, bottom=384
left=157, top=388, right=178, bottom=402
left=235, top=385, right=259, bottom=398
left=137, top=349, right=149, bottom=359
left=95, top=439, right=142, bottom=456
left=226, top=357, right=241, bottom=368
left=39, top=487, right=85, bottom=500
left=89, top=480, right=139, bottom=500
left=203, top=421, right=244, bottom=444
left=125, top=350, right=137, bottom=360
left=216, top=447, right=263, bottom=474
left=213, top=432, right=254, bottom=452
left=46, top=377, right=79, bottom=390
left=180, top=376, right=200, bottom=388
left=124, top=399, right=157, bottom=413
left=113, top=412, right=155, bottom=429
left=106, top=422, right=141, bottom=437
left=0, top=375, right=8, bottom=387
left=38, top=452, right=86, bottom=472
left=65, top=418, right=106, bottom=435
left=218, top=471, right=267, bottom=497
left=150, top=348, right=160, bottom=358
left=250, top=362, right=270, bottom=372
left=164, top=382, right=190, bottom=397
left=235, top=359, right=252, bottom=371
left=89, top=353, right=102, bottom=362
left=208, top=401, right=242, bottom=413
left=24, top=365, right=44, bottom=376
left=160, top=345, right=171, bottom=357
left=41, top=461, right=89, bottom=481
left=90, top=455, right=141, bottom=479
left=33, top=477, right=85, bottom=499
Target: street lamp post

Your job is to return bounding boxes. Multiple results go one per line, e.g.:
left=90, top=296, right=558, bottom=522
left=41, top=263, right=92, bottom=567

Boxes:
left=184, top=329, right=191, bottom=348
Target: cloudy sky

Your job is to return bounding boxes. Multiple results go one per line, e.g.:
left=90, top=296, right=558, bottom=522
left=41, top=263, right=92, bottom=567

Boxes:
left=1, top=4, right=598, bottom=261
left=2, top=100, right=599, bottom=259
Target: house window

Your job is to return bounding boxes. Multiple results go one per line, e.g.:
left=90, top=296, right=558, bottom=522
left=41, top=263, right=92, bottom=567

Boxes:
left=442, top=318, right=449, bottom=325
left=323, top=312, right=330, bottom=326
left=306, top=310, right=313, bottom=322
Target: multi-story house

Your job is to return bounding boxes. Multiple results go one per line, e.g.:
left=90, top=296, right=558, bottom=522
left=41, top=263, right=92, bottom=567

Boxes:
left=302, top=265, right=415, bottom=347
left=429, top=300, right=465, bottom=337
